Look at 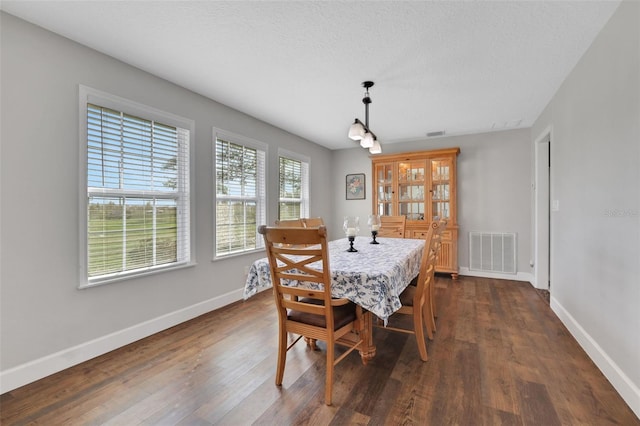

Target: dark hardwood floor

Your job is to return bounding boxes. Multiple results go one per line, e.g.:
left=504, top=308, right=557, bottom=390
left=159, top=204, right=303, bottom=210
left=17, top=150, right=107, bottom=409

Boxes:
left=2, top=276, right=637, bottom=425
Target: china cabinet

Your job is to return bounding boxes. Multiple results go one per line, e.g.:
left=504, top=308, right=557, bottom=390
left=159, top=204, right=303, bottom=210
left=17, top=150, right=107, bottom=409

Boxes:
left=372, top=148, right=460, bottom=278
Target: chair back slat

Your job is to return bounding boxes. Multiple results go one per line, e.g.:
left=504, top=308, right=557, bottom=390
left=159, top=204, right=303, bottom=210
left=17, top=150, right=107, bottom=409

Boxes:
left=282, top=299, right=326, bottom=315
left=274, top=218, right=325, bottom=228
left=275, top=272, right=324, bottom=284
left=378, top=215, right=407, bottom=238
left=302, top=217, right=324, bottom=228
left=278, top=286, right=324, bottom=299
left=274, top=219, right=305, bottom=228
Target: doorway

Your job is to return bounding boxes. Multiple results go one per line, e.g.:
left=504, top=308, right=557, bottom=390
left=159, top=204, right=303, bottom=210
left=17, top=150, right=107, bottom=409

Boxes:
left=534, top=130, right=551, bottom=290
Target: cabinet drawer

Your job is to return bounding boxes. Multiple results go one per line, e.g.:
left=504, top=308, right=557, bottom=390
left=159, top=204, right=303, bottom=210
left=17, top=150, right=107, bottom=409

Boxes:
left=408, top=229, right=452, bottom=240
left=408, top=229, right=429, bottom=239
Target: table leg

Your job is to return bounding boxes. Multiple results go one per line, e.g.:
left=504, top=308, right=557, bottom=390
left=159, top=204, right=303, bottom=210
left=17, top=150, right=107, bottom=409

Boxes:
left=304, top=337, right=318, bottom=351
left=358, top=311, right=376, bottom=364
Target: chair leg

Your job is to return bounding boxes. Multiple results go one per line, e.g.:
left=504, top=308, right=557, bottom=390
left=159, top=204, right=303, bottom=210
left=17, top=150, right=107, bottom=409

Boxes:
left=424, top=287, right=435, bottom=340
left=429, top=297, right=437, bottom=332
left=325, top=343, right=334, bottom=405
left=275, top=326, right=287, bottom=386
left=424, top=306, right=434, bottom=341
left=431, top=275, right=438, bottom=319
left=413, top=307, right=428, bottom=361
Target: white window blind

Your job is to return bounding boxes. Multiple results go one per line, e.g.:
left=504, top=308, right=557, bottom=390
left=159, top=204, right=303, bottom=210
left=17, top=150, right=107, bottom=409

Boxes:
left=214, top=132, right=266, bottom=258
left=83, top=96, right=191, bottom=286
left=278, top=154, right=309, bottom=221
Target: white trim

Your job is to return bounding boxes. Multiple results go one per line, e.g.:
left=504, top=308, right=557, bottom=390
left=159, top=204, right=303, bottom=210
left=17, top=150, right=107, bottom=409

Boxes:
left=533, top=125, right=553, bottom=290
left=458, top=267, right=534, bottom=283
left=0, top=288, right=244, bottom=394
left=551, top=297, right=640, bottom=419
left=277, top=148, right=310, bottom=165
left=80, top=85, right=194, bottom=129
left=80, top=262, right=196, bottom=289
left=213, top=128, right=268, bottom=153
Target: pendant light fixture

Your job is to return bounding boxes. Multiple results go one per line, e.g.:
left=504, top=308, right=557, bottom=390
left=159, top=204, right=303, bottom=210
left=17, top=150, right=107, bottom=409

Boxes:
left=348, top=81, right=382, bottom=154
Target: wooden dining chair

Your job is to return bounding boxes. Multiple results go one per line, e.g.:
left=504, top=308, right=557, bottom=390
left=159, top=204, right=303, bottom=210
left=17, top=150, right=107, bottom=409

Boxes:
left=274, top=218, right=304, bottom=227
left=429, top=218, right=447, bottom=322
left=302, top=217, right=324, bottom=228
left=375, top=224, right=436, bottom=361
left=258, top=225, right=364, bottom=406
left=378, top=215, right=407, bottom=238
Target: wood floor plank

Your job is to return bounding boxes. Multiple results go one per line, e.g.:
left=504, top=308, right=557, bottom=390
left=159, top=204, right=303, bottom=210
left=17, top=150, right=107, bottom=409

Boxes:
left=251, top=360, right=324, bottom=424
left=479, top=325, right=519, bottom=416
left=1, top=277, right=638, bottom=425
left=481, top=406, right=523, bottom=426
left=383, top=333, right=436, bottom=425
left=515, top=379, right=562, bottom=426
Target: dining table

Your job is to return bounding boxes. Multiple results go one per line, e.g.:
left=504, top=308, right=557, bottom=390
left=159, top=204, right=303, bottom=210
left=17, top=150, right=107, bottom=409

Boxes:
left=243, top=235, right=425, bottom=363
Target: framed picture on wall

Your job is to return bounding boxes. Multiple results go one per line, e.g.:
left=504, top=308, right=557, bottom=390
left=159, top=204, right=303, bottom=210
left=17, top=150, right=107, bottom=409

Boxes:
left=346, top=173, right=366, bottom=200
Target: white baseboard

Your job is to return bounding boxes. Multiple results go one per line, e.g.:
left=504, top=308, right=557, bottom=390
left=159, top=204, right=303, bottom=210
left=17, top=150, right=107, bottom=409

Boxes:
left=458, top=267, right=534, bottom=284
left=551, top=296, right=640, bottom=419
left=0, top=288, right=244, bottom=394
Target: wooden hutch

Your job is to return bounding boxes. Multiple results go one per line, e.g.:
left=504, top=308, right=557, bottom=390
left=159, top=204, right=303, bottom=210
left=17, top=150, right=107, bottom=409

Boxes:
left=372, top=147, right=460, bottom=278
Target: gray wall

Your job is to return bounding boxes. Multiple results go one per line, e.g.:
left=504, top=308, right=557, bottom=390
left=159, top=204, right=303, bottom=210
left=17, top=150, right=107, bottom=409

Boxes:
left=0, top=13, right=332, bottom=373
left=531, top=0, right=639, bottom=409
left=331, top=129, right=532, bottom=275
left=3, top=2, right=639, bottom=412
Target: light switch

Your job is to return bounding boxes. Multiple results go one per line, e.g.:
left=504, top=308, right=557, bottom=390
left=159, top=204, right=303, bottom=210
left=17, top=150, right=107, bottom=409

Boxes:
left=551, top=200, right=560, bottom=211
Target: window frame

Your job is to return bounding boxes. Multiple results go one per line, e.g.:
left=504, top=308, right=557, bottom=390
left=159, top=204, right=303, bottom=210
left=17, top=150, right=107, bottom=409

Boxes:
left=78, top=85, right=195, bottom=288
left=278, top=148, right=310, bottom=221
left=213, top=128, right=268, bottom=260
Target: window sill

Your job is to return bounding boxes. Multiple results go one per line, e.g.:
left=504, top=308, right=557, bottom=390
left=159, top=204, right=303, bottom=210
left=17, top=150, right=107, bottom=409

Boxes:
left=212, top=247, right=265, bottom=262
left=79, top=261, right=197, bottom=289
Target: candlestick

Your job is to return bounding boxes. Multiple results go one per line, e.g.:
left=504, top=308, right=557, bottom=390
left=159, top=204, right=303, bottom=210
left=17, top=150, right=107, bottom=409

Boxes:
left=347, top=235, right=357, bottom=252
left=368, top=214, right=381, bottom=244
left=343, top=216, right=360, bottom=252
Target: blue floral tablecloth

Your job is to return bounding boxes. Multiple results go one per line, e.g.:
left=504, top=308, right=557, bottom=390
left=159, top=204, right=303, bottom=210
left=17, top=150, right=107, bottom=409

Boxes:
left=243, top=237, right=424, bottom=322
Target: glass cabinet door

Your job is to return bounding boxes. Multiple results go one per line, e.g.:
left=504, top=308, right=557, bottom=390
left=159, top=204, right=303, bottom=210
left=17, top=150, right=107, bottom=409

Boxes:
left=431, top=159, right=452, bottom=220
left=398, top=160, right=427, bottom=221
left=375, top=163, right=393, bottom=216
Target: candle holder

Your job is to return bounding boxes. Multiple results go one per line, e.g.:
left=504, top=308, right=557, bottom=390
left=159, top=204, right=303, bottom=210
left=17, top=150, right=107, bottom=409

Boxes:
left=347, top=235, right=357, bottom=252
left=343, top=216, right=360, bottom=252
left=368, top=214, right=381, bottom=244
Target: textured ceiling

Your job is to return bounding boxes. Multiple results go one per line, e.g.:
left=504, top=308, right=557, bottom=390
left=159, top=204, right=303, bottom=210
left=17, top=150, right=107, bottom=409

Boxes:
left=1, top=1, right=621, bottom=150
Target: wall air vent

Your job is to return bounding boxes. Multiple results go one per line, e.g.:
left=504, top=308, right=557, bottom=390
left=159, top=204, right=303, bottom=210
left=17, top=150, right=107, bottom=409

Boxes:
left=426, top=131, right=445, bottom=138
left=469, top=232, right=517, bottom=274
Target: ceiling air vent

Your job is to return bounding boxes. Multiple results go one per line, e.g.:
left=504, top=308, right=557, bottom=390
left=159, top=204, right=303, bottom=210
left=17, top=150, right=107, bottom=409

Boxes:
left=426, top=131, right=445, bottom=138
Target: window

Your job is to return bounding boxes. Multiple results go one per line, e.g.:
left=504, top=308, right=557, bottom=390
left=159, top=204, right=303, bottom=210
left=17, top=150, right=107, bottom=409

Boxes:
left=80, top=86, right=193, bottom=287
left=214, top=130, right=266, bottom=258
left=278, top=150, right=309, bottom=221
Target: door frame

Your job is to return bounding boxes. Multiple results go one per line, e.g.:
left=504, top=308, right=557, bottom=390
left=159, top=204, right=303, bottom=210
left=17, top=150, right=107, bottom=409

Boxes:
left=533, top=126, right=552, bottom=290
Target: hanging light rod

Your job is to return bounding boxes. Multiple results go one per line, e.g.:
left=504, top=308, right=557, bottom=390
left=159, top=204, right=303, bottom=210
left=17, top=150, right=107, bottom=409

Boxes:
left=348, top=81, right=382, bottom=154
